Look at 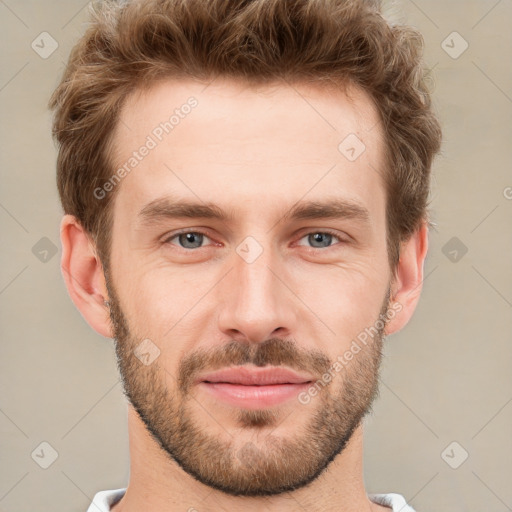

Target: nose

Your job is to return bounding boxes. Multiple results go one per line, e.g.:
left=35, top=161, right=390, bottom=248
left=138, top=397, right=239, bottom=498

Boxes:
left=216, top=239, right=298, bottom=344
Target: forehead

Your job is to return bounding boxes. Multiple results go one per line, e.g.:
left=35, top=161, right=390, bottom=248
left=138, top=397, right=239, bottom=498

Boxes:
left=109, top=77, right=386, bottom=226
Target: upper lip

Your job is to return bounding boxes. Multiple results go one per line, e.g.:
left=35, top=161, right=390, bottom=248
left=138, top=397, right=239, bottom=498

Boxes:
left=197, top=366, right=314, bottom=386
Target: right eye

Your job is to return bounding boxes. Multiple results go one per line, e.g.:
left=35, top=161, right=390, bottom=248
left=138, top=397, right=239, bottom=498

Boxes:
left=163, top=230, right=214, bottom=250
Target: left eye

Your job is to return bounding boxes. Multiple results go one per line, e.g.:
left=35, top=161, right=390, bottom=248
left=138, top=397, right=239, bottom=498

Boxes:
left=164, top=231, right=212, bottom=249
left=297, top=231, right=343, bottom=249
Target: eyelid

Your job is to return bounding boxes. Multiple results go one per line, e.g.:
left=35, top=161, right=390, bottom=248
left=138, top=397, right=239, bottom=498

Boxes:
left=161, top=228, right=215, bottom=244
left=294, top=228, right=349, bottom=247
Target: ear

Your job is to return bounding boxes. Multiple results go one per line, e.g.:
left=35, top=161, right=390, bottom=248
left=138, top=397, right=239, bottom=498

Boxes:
left=385, top=221, right=429, bottom=336
left=60, top=214, right=113, bottom=339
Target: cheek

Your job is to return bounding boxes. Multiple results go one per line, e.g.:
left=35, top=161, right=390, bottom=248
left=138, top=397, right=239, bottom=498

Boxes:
left=118, top=265, right=216, bottom=343
left=290, top=260, right=389, bottom=345
left=112, top=266, right=175, bottom=338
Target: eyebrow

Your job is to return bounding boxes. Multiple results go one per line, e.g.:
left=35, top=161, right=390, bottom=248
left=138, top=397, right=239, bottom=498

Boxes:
left=137, top=196, right=371, bottom=227
left=282, top=198, right=370, bottom=224
left=137, top=197, right=237, bottom=225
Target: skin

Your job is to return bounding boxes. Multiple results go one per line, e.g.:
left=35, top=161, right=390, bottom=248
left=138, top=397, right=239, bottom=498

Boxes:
left=60, top=77, right=428, bottom=512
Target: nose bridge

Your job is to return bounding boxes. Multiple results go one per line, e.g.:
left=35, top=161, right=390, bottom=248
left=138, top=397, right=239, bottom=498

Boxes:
left=216, top=235, right=295, bottom=341
left=236, top=241, right=278, bottom=306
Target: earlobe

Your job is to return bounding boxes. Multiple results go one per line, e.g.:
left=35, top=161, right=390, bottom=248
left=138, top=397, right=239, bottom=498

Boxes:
left=60, top=214, right=113, bottom=339
left=384, top=221, right=429, bottom=336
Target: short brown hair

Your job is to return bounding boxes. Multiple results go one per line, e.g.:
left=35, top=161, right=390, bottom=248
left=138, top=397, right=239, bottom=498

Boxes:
left=49, top=0, right=442, bottom=276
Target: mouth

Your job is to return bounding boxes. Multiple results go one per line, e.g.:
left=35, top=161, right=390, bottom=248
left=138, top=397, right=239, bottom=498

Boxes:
left=196, top=366, right=314, bottom=409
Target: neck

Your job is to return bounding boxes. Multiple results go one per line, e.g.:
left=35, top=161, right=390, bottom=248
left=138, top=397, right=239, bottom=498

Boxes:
left=111, top=406, right=389, bottom=512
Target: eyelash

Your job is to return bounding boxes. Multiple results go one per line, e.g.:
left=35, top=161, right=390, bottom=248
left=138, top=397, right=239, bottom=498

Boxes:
left=162, top=229, right=347, bottom=250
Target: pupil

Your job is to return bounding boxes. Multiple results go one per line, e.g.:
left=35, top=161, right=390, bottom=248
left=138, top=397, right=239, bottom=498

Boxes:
left=311, top=233, right=331, bottom=247
left=181, top=232, right=202, bottom=248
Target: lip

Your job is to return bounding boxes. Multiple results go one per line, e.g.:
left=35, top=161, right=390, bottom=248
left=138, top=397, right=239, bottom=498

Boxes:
left=196, top=366, right=314, bottom=409
left=197, top=366, right=314, bottom=386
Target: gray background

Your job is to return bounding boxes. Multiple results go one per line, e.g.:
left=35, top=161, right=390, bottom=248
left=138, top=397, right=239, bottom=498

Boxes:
left=1, top=0, right=511, bottom=511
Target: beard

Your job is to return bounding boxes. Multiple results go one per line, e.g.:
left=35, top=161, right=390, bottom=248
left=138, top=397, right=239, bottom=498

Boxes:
left=106, top=274, right=391, bottom=497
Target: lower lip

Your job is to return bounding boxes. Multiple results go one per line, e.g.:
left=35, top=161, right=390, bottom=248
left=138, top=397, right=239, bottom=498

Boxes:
left=198, top=382, right=311, bottom=409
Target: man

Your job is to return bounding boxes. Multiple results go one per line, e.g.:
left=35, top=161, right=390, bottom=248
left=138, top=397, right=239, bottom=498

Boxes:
left=49, top=0, right=442, bottom=510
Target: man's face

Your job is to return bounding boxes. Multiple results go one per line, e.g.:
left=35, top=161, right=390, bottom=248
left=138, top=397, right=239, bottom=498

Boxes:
left=105, top=78, right=394, bottom=496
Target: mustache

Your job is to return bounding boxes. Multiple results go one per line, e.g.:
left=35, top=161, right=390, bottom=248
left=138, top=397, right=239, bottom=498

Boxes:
left=178, top=338, right=332, bottom=394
